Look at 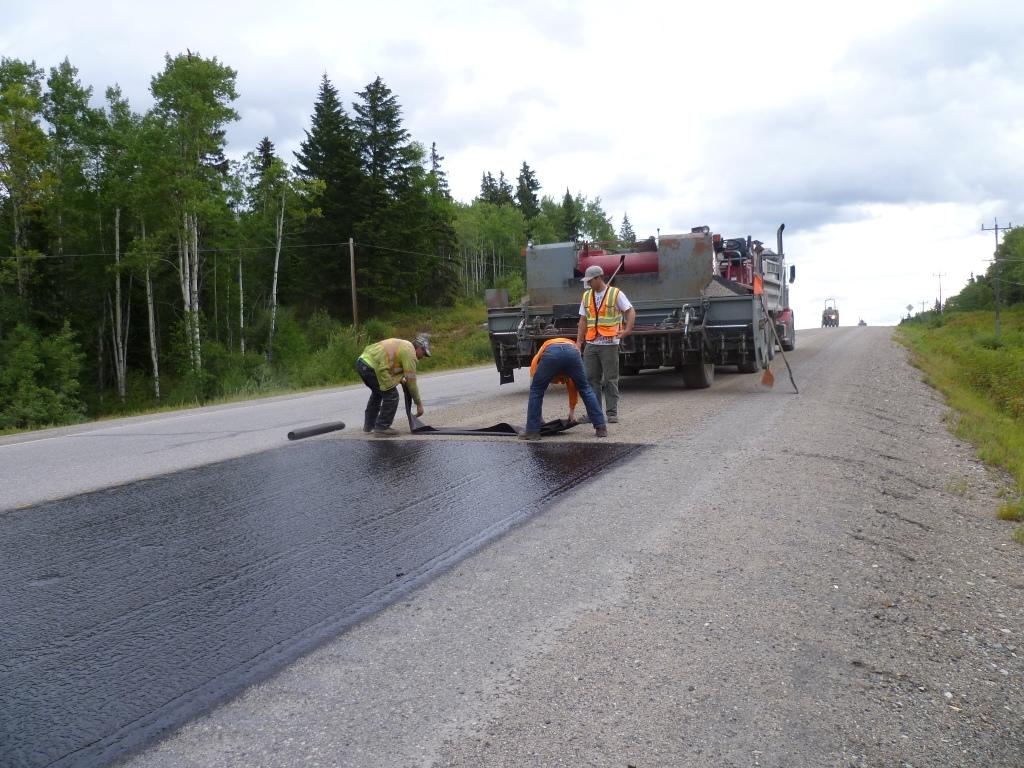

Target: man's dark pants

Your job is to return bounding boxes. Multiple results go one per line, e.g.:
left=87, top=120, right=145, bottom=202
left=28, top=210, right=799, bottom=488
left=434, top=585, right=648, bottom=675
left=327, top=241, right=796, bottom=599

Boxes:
left=356, top=358, right=399, bottom=431
left=527, top=343, right=606, bottom=433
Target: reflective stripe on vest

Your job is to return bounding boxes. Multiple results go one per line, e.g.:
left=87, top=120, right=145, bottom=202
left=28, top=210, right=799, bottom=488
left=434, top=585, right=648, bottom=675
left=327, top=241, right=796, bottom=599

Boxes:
left=381, top=338, right=404, bottom=375
left=584, top=286, right=622, bottom=341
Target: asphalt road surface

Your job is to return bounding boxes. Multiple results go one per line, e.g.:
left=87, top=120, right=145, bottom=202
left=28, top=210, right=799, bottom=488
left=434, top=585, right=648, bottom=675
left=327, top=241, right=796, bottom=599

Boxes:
left=4, top=327, right=1021, bottom=767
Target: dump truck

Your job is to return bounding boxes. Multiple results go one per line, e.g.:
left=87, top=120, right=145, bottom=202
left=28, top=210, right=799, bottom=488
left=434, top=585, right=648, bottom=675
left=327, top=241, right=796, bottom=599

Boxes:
left=486, top=224, right=796, bottom=389
left=821, top=299, right=839, bottom=327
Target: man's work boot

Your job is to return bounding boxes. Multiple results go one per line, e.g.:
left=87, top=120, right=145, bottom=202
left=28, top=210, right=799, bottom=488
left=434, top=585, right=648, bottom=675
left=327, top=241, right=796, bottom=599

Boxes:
left=519, top=431, right=541, bottom=441
left=373, top=427, right=400, bottom=437
left=595, top=425, right=608, bottom=438
left=607, top=414, right=619, bottom=424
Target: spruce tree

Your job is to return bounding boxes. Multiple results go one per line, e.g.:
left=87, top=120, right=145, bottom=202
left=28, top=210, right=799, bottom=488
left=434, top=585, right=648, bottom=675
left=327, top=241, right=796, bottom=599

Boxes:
left=352, top=76, right=412, bottom=199
left=292, top=74, right=363, bottom=315
left=256, top=136, right=275, bottom=172
left=560, top=188, right=581, bottom=241
left=515, top=162, right=540, bottom=221
left=496, top=171, right=515, bottom=206
left=352, top=77, right=434, bottom=310
left=619, top=212, right=636, bottom=243
left=428, top=142, right=450, bottom=198
left=479, top=171, right=498, bottom=203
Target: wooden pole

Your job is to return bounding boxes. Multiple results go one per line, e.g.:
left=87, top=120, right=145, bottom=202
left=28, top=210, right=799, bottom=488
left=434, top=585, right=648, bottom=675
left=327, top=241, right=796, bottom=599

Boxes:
left=349, top=237, right=359, bottom=329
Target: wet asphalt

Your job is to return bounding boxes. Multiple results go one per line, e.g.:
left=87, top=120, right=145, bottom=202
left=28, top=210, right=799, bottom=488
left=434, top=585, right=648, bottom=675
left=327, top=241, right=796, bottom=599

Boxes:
left=0, top=437, right=642, bottom=768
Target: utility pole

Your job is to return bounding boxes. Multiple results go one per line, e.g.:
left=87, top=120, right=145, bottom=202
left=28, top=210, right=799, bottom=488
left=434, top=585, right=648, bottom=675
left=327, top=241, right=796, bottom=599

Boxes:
left=920, top=300, right=928, bottom=314
left=981, top=218, right=1013, bottom=340
left=349, top=237, right=359, bottom=331
left=932, top=272, right=946, bottom=311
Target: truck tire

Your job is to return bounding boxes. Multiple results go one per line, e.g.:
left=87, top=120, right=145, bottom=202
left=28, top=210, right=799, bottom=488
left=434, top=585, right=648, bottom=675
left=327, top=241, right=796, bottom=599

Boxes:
left=781, top=323, right=795, bottom=352
left=682, top=360, right=715, bottom=389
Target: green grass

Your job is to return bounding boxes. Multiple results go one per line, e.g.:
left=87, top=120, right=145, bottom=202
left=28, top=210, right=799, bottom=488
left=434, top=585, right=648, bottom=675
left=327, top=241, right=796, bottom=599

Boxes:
left=898, top=306, right=1024, bottom=543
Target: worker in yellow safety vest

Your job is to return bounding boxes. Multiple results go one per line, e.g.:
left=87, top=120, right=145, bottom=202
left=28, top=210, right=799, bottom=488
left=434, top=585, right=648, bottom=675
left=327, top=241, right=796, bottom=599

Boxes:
left=575, top=265, right=635, bottom=424
left=356, top=335, right=430, bottom=437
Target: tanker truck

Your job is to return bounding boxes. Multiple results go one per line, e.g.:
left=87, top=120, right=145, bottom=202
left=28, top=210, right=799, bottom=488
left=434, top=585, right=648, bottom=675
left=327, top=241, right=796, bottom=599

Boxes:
left=486, top=224, right=796, bottom=389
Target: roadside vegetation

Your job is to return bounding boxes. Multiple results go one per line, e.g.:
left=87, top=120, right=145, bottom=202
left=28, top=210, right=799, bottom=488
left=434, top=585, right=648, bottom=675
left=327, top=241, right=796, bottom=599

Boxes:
left=898, top=227, right=1024, bottom=543
left=0, top=299, right=496, bottom=434
left=0, top=53, right=623, bottom=433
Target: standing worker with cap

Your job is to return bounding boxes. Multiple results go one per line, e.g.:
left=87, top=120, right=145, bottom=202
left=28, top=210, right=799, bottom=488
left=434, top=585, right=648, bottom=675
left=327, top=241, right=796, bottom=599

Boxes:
left=520, top=338, right=607, bottom=440
left=575, top=265, right=636, bottom=424
left=355, top=334, right=431, bottom=437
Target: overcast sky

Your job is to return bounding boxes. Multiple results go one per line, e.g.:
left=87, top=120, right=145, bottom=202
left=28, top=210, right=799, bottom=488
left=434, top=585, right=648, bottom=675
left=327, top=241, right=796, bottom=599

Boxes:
left=3, top=0, right=1022, bottom=327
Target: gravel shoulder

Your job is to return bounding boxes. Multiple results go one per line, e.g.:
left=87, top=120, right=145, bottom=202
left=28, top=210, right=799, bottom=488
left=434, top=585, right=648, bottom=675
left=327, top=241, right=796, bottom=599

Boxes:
left=124, top=326, right=1023, bottom=768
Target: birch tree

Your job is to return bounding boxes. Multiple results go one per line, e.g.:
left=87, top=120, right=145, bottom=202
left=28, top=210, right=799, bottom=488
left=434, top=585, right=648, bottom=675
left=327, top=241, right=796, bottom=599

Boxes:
left=237, top=145, right=321, bottom=360
left=98, top=86, right=140, bottom=401
left=149, top=52, right=238, bottom=375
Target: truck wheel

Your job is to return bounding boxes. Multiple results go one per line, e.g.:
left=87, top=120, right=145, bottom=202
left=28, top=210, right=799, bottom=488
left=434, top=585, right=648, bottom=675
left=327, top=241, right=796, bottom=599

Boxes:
left=782, top=324, right=795, bottom=351
left=682, top=361, right=714, bottom=388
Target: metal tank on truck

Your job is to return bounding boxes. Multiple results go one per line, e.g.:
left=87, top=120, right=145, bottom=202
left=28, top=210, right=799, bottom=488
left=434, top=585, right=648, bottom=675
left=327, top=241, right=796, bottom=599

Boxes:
left=486, top=224, right=796, bottom=389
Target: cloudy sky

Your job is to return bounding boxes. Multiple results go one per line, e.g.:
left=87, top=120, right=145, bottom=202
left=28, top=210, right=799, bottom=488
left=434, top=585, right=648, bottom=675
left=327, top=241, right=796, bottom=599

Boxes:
left=4, top=0, right=1022, bottom=327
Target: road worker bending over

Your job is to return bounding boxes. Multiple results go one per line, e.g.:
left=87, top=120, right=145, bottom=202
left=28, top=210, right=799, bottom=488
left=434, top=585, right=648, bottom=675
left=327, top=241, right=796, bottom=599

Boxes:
left=521, top=338, right=607, bottom=441
left=356, top=335, right=430, bottom=437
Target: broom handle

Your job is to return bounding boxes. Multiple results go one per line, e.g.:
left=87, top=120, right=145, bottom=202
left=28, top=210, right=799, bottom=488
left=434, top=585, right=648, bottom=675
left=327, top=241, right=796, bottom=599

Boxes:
left=763, top=299, right=799, bottom=394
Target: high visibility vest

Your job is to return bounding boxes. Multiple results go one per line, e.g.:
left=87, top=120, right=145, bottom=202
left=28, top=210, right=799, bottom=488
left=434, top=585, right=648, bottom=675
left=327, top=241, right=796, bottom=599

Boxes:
left=379, top=338, right=406, bottom=376
left=358, top=338, right=421, bottom=403
left=584, top=286, right=622, bottom=341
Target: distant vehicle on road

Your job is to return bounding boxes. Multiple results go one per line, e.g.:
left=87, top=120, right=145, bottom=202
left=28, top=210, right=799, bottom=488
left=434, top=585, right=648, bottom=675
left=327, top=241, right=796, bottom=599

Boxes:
left=822, top=298, right=839, bottom=327
left=858, top=318, right=867, bottom=326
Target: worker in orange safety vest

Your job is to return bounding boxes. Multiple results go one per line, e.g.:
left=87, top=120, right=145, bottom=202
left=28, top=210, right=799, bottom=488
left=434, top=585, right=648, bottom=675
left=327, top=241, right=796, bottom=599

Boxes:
left=521, top=338, right=607, bottom=441
left=575, top=265, right=635, bottom=424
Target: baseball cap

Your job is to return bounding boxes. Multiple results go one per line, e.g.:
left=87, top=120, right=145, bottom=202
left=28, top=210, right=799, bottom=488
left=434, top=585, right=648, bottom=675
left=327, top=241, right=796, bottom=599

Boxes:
left=580, top=265, right=604, bottom=283
left=413, top=334, right=432, bottom=356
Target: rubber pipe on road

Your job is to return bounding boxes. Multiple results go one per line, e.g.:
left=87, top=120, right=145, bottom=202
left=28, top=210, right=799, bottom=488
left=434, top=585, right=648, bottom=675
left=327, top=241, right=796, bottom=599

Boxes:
left=287, top=421, right=346, bottom=440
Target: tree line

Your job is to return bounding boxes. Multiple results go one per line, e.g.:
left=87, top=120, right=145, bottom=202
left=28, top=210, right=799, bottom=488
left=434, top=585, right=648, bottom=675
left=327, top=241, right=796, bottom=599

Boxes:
left=0, top=52, right=636, bottom=429
left=943, top=227, right=1024, bottom=313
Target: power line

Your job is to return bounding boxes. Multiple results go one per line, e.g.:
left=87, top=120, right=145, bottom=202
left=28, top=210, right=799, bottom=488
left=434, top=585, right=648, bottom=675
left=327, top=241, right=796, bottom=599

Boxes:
left=0, top=238, right=523, bottom=270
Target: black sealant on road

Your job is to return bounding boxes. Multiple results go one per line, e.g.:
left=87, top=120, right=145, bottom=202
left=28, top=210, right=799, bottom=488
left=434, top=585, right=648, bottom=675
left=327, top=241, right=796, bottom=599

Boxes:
left=0, top=438, right=642, bottom=768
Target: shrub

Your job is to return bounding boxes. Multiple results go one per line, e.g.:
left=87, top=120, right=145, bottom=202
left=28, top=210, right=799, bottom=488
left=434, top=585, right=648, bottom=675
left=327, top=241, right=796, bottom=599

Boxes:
left=0, top=321, right=85, bottom=429
left=306, top=308, right=343, bottom=350
left=297, top=326, right=362, bottom=388
left=359, top=318, right=396, bottom=346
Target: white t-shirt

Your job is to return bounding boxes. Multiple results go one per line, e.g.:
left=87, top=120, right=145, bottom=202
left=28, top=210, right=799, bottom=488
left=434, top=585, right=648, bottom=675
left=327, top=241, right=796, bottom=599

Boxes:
left=579, top=287, right=633, bottom=345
